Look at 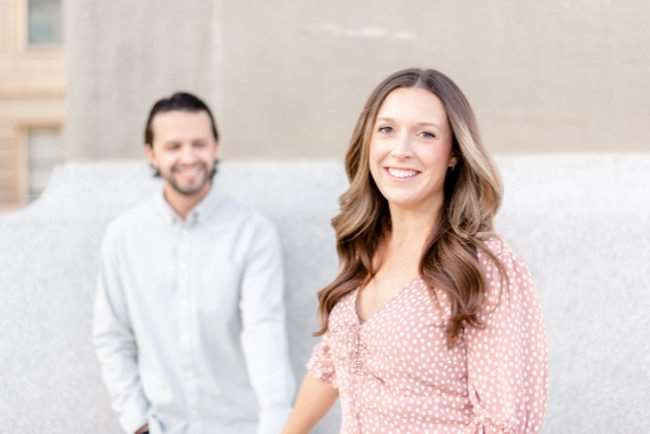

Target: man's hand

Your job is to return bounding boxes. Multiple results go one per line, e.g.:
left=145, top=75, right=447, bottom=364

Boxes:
left=134, top=424, right=149, bottom=434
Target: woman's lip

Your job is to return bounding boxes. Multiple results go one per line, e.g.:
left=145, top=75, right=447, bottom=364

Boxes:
left=384, top=166, right=420, bottom=171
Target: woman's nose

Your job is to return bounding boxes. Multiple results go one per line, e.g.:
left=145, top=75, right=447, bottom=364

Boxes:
left=390, top=132, right=414, bottom=159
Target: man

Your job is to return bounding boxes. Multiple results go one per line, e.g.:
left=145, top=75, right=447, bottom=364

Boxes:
left=94, top=92, right=295, bottom=434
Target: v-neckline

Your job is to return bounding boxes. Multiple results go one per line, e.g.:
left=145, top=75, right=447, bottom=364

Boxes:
left=353, top=276, right=422, bottom=327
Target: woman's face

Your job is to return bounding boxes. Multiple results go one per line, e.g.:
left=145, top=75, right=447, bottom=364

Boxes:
left=368, top=87, right=456, bottom=214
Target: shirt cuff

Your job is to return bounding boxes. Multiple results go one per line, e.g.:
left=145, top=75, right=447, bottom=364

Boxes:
left=256, top=405, right=292, bottom=434
left=119, top=400, right=149, bottom=434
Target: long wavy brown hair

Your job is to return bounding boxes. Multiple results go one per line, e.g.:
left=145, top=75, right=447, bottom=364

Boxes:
left=316, top=68, right=508, bottom=346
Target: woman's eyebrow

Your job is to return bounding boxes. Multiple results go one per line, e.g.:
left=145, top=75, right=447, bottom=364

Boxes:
left=377, top=117, right=441, bottom=130
left=415, top=121, right=442, bottom=130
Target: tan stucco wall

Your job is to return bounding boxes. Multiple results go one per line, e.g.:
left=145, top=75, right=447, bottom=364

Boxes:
left=66, top=1, right=650, bottom=160
left=63, top=0, right=223, bottom=160
left=221, top=1, right=650, bottom=157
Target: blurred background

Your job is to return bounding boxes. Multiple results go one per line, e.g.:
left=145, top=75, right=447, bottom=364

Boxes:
left=2, top=2, right=650, bottom=433
left=1, top=0, right=648, bottom=210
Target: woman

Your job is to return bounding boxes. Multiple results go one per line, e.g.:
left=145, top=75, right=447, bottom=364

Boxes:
left=283, top=68, right=548, bottom=433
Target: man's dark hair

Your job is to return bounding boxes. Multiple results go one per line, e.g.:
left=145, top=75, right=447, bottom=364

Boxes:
left=144, top=91, right=219, bottom=147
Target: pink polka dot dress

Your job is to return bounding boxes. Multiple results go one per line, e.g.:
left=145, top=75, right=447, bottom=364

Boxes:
left=307, top=238, right=548, bottom=433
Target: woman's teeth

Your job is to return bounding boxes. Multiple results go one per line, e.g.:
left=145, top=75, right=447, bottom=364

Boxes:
left=387, top=167, right=419, bottom=178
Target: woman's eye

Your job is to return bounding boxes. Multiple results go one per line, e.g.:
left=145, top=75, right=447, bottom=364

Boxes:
left=420, top=131, right=436, bottom=139
left=377, top=125, right=393, bottom=134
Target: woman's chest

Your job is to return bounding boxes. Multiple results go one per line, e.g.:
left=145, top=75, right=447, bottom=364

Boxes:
left=328, top=282, right=467, bottom=385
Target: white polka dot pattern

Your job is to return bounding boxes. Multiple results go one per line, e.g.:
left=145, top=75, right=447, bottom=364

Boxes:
left=307, top=237, right=548, bottom=433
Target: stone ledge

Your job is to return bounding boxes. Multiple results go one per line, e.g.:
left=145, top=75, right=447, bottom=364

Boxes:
left=1, top=154, right=649, bottom=433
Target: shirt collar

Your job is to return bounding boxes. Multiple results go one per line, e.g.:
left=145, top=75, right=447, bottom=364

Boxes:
left=154, top=181, right=225, bottom=226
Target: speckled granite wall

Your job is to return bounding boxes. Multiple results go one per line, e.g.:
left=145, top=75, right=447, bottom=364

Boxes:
left=1, top=155, right=649, bottom=433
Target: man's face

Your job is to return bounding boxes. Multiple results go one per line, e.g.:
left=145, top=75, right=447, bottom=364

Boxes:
left=145, top=110, right=219, bottom=197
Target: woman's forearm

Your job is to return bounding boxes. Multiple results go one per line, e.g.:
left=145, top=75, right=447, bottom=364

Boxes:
left=282, top=374, right=338, bottom=434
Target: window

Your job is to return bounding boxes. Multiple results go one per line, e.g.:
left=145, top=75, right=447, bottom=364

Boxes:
left=26, top=127, right=62, bottom=201
left=27, top=0, right=62, bottom=46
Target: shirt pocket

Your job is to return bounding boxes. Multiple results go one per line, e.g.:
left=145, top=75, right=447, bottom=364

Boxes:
left=126, top=243, right=177, bottom=299
left=196, top=258, right=242, bottom=317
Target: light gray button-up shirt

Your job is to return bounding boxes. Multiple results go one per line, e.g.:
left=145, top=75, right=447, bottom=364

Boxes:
left=93, top=185, right=295, bottom=434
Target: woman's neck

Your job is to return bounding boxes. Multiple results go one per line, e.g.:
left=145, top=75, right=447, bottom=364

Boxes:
left=386, top=198, right=443, bottom=254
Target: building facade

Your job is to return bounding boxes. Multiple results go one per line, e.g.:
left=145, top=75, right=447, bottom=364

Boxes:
left=0, top=0, right=64, bottom=209
left=2, top=1, right=650, bottom=209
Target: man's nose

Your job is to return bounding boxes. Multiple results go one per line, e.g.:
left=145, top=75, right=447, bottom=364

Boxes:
left=179, top=145, right=199, bottom=163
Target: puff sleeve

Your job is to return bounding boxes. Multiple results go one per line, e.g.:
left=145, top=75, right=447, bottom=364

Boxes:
left=306, top=332, right=338, bottom=388
left=464, top=239, right=548, bottom=433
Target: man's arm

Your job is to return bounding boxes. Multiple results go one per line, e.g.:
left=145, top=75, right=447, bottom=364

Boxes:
left=239, top=216, right=296, bottom=434
left=134, top=425, right=149, bottom=434
left=93, top=228, right=150, bottom=433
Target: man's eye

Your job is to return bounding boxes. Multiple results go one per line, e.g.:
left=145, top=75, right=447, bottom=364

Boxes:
left=377, top=126, right=393, bottom=134
left=193, top=141, right=206, bottom=148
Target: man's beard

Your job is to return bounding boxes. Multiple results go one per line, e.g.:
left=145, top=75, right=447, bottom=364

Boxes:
left=164, top=161, right=214, bottom=196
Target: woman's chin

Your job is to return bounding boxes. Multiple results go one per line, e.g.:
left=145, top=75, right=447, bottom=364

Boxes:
left=383, top=191, right=442, bottom=215
left=385, top=196, right=424, bottom=211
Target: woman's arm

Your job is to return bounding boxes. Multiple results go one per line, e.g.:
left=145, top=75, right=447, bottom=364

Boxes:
left=282, top=374, right=338, bottom=434
left=465, top=239, right=548, bottom=433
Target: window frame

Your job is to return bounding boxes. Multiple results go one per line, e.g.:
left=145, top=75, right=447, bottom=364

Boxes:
left=17, top=0, right=64, bottom=51
left=14, top=121, right=64, bottom=204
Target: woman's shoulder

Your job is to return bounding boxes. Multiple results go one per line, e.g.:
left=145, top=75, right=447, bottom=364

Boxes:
left=478, top=233, right=527, bottom=270
left=327, top=289, right=358, bottom=329
left=476, top=233, right=537, bottom=307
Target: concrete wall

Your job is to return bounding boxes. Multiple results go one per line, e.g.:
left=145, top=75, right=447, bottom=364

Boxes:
left=1, top=155, right=649, bottom=433
left=65, top=1, right=650, bottom=160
